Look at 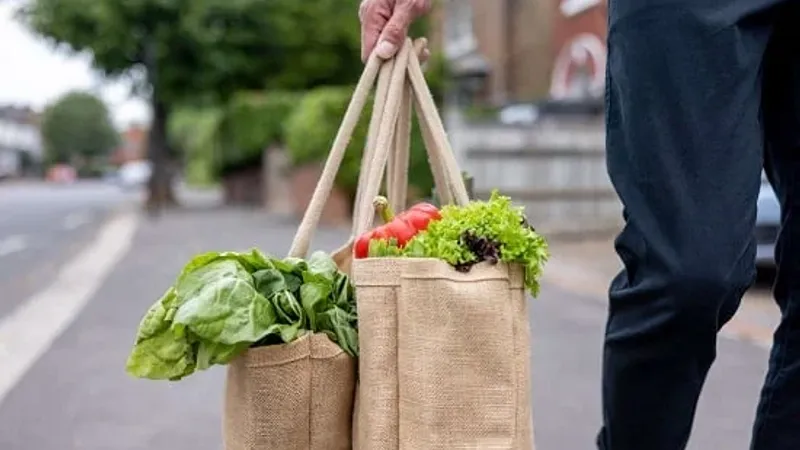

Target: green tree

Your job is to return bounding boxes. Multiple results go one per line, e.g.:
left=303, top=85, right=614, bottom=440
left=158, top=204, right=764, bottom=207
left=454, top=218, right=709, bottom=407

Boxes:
left=40, top=91, right=119, bottom=168
left=20, top=0, right=362, bottom=209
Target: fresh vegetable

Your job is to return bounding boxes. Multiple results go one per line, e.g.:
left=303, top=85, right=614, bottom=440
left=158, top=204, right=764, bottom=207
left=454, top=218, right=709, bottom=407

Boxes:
left=354, top=196, right=441, bottom=258
left=126, top=249, right=358, bottom=381
left=378, top=190, right=549, bottom=297
left=368, top=237, right=406, bottom=257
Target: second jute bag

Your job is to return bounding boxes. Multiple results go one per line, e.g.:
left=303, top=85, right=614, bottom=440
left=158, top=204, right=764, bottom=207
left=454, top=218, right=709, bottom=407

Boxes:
left=223, top=39, right=431, bottom=450
left=350, top=39, right=536, bottom=450
left=223, top=333, right=356, bottom=450
left=221, top=42, right=397, bottom=450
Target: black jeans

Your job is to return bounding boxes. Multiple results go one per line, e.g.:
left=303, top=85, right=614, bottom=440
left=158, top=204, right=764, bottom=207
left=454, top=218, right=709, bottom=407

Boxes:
left=600, top=0, right=800, bottom=449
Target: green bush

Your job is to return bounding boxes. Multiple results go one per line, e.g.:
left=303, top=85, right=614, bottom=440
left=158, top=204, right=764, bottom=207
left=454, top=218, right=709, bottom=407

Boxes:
left=284, top=85, right=434, bottom=202
left=168, top=106, right=223, bottom=186
left=216, top=91, right=303, bottom=174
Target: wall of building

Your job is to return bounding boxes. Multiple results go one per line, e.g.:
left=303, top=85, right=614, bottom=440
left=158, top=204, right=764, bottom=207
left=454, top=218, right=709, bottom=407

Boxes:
left=0, top=106, right=43, bottom=177
left=508, top=0, right=557, bottom=100
left=433, top=0, right=607, bottom=104
left=111, top=124, right=148, bottom=166
left=433, top=0, right=556, bottom=104
left=434, top=0, right=615, bottom=237
left=445, top=110, right=617, bottom=237
left=549, top=0, right=607, bottom=99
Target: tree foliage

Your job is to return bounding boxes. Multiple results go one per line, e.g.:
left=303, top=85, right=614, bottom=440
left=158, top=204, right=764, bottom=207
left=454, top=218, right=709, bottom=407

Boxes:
left=40, top=90, right=119, bottom=165
left=216, top=91, right=303, bottom=174
left=284, top=86, right=435, bottom=202
left=168, top=106, right=223, bottom=186
left=21, top=0, right=363, bottom=104
left=21, top=0, right=363, bottom=206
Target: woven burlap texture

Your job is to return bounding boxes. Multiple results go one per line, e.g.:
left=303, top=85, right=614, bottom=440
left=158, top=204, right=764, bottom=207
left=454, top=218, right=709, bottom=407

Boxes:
left=223, top=333, right=356, bottom=450
left=352, top=258, right=534, bottom=450
left=220, top=40, right=384, bottom=450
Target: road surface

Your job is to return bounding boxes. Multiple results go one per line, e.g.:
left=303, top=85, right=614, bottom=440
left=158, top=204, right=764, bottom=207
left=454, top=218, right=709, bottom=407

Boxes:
left=0, top=181, right=140, bottom=319
left=0, top=197, right=776, bottom=449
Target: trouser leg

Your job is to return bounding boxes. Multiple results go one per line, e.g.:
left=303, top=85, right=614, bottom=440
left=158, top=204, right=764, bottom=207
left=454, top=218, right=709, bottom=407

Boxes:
left=598, top=1, right=778, bottom=449
left=752, top=4, right=800, bottom=448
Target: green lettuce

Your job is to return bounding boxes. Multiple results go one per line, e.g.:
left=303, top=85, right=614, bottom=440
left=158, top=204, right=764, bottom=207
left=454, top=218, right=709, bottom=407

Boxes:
left=125, top=288, right=196, bottom=381
left=126, top=250, right=358, bottom=381
left=401, top=190, right=549, bottom=297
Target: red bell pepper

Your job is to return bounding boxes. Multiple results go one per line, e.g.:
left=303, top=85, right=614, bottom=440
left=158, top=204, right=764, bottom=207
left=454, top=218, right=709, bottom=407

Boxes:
left=354, top=196, right=441, bottom=259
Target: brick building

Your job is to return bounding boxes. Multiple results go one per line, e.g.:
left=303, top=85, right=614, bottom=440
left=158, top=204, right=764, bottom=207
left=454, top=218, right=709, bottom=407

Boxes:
left=549, top=0, right=607, bottom=100
left=431, top=0, right=607, bottom=105
left=110, top=124, right=148, bottom=166
left=0, top=106, right=42, bottom=178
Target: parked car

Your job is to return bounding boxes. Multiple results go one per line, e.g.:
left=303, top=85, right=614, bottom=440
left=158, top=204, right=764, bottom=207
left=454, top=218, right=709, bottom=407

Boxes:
left=117, top=160, right=152, bottom=190
left=756, top=176, right=781, bottom=269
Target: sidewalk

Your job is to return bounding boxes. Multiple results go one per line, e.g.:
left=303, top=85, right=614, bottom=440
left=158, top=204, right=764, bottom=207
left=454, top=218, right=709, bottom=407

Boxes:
left=543, top=235, right=781, bottom=348
left=0, top=207, right=353, bottom=450
left=0, top=207, right=774, bottom=449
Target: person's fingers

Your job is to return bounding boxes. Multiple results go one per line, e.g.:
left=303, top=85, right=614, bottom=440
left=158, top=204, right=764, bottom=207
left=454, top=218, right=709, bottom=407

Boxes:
left=374, top=1, right=414, bottom=59
left=360, top=0, right=392, bottom=62
left=361, top=0, right=433, bottom=62
left=358, top=0, right=368, bottom=22
left=421, top=47, right=431, bottom=63
left=412, top=37, right=430, bottom=64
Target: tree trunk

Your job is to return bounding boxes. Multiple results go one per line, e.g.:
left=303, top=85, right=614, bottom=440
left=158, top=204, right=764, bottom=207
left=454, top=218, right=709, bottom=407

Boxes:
left=146, top=92, right=177, bottom=213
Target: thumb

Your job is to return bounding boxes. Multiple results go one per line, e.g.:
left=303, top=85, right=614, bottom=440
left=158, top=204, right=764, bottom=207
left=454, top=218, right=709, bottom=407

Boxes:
left=375, top=6, right=413, bottom=59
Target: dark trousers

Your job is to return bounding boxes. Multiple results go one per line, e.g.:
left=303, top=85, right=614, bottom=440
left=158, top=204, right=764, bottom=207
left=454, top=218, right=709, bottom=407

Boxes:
left=600, top=0, right=800, bottom=448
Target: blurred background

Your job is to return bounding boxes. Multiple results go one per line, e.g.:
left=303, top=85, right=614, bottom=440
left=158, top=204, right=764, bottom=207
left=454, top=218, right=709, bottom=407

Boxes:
left=0, top=0, right=782, bottom=449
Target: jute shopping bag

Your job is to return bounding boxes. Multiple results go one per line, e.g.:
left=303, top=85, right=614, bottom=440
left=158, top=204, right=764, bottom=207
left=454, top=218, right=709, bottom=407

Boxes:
left=223, top=333, right=356, bottom=450
left=351, top=39, right=535, bottom=450
left=222, top=48, right=390, bottom=450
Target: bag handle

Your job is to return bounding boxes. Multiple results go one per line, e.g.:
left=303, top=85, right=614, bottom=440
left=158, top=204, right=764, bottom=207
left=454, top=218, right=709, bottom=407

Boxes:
left=378, top=39, right=429, bottom=215
left=386, top=81, right=412, bottom=213
left=290, top=37, right=470, bottom=257
left=406, top=49, right=470, bottom=206
left=353, top=39, right=415, bottom=236
left=352, top=40, right=471, bottom=235
left=287, top=54, right=382, bottom=258
left=352, top=58, right=396, bottom=228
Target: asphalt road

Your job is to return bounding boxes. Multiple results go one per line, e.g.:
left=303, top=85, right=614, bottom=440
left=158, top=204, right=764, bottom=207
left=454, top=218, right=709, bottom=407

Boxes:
left=0, top=202, right=775, bottom=450
left=0, top=181, right=139, bottom=319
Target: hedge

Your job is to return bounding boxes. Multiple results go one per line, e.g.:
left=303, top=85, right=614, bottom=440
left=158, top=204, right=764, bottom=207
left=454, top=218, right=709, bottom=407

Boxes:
left=284, top=85, right=434, bottom=202
left=216, top=91, right=303, bottom=174
left=168, top=106, right=223, bottom=186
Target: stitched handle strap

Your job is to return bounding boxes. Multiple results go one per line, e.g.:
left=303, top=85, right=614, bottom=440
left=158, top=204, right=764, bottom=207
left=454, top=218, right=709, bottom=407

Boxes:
left=287, top=54, right=382, bottom=258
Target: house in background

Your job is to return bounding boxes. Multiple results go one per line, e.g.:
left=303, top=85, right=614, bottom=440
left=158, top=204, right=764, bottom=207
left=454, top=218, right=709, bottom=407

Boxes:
left=430, top=0, right=607, bottom=106
left=550, top=0, right=607, bottom=100
left=0, top=106, right=43, bottom=179
left=110, top=124, right=148, bottom=166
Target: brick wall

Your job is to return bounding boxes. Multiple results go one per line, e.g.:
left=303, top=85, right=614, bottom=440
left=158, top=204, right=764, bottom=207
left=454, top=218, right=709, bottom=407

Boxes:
left=549, top=0, right=607, bottom=99
left=288, top=164, right=352, bottom=226
left=508, top=0, right=557, bottom=100
left=432, top=0, right=555, bottom=103
left=222, top=165, right=263, bottom=206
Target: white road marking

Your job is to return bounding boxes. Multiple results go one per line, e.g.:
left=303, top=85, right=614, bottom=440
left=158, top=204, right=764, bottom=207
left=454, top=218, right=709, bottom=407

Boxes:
left=0, top=235, right=27, bottom=257
left=62, top=212, right=92, bottom=230
left=0, top=211, right=139, bottom=407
